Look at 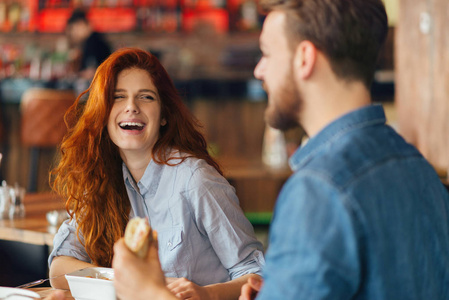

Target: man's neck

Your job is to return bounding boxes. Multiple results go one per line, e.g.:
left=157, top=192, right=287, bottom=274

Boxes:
left=301, top=80, right=372, bottom=137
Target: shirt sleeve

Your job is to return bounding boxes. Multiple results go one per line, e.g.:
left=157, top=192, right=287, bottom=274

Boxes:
left=48, top=218, right=91, bottom=267
left=257, top=173, right=361, bottom=300
left=186, top=163, right=265, bottom=279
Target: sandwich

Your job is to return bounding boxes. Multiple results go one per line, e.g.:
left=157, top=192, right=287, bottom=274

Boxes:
left=124, top=217, right=155, bottom=258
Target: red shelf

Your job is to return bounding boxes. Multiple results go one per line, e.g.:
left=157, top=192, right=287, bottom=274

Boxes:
left=37, top=8, right=72, bottom=33
left=88, top=8, right=136, bottom=33
left=0, top=0, right=260, bottom=33
left=37, top=7, right=136, bottom=33
left=182, top=8, right=228, bottom=33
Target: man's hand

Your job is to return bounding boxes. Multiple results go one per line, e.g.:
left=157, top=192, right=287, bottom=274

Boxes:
left=167, top=277, right=210, bottom=300
left=112, top=238, right=174, bottom=300
left=239, top=276, right=263, bottom=300
left=44, top=290, right=66, bottom=300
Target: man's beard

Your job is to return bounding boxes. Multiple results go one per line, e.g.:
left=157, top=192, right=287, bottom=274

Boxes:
left=264, top=69, right=301, bottom=131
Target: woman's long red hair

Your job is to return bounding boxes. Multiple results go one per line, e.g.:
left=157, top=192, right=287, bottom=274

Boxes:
left=50, top=48, right=221, bottom=267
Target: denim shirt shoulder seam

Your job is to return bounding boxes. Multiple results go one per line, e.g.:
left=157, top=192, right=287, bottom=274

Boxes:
left=293, top=117, right=385, bottom=171
left=343, top=152, right=424, bottom=189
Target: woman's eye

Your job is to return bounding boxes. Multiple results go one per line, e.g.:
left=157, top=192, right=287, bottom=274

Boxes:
left=114, top=94, right=125, bottom=100
left=140, top=94, right=155, bottom=101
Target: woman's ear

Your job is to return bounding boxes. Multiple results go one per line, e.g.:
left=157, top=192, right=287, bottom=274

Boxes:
left=161, top=118, right=167, bottom=126
left=293, top=40, right=317, bottom=79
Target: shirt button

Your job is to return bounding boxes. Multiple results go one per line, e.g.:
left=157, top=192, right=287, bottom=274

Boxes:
left=168, top=242, right=172, bottom=247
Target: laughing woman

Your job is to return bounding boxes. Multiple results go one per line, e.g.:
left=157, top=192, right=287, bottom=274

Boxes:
left=48, top=48, right=264, bottom=300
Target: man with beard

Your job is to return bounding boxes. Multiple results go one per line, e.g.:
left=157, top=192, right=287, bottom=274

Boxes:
left=45, top=0, right=449, bottom=299
left=238, top=0, right=449, bottom=299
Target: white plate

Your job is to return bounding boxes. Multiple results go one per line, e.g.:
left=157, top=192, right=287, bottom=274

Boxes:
left=0, top=286, right=40, bottom=299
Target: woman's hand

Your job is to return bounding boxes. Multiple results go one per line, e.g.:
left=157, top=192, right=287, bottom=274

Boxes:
left=167, top=277, right=211, bottom=300
left=49, top=256, right=96, bottom=289
left=239, top=276, right=263, bottom=300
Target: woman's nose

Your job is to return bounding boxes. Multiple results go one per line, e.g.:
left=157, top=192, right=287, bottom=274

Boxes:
left=125, top=99, right=139, bottom=113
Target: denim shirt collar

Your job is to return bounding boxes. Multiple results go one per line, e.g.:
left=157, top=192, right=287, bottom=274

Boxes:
left=289, top=104, right=386, bottom=172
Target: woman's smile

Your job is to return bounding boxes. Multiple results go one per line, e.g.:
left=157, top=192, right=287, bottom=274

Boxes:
left=107, top=68, right=164, bottom=158
left=118, top=120, right=147, bottom=135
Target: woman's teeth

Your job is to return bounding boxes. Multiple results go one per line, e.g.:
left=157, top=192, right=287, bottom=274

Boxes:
left=119, top=122, right=145, bottom=130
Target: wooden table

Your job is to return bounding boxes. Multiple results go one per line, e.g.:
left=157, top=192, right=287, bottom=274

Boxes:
left=0, top=193, right=64, bottom=246
left=218, top=157, right=291, bottom=224
left=219, top=156, right=292, bottom=180
left=31, top=287, right=74, bottom=299
left=0, top=216, right=56, bottom=246
left=0, top=193, right=65, bottom=286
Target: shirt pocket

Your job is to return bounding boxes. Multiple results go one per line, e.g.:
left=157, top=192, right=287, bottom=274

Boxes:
left=157, top=227, right=192, bottom=278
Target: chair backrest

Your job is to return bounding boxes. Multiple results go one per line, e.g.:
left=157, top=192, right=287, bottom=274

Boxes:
left=20, top=88, right=76, bottom=147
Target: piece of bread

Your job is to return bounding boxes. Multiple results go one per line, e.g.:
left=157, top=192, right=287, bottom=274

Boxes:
left=124, top=217, right=153, bottom=258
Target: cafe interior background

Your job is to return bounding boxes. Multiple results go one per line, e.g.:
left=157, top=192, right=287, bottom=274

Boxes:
left=0, top=0, right=448, bottom=288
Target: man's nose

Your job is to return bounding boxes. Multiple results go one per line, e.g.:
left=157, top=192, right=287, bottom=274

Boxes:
left=254, top=58, right=265, bottom=80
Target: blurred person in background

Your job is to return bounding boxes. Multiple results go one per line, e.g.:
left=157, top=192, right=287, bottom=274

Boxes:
left=66, top=8, right=112, bottom=96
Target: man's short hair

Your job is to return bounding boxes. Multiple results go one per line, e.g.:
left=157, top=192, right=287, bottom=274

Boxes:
left=67, top=9, right=89, bottom=26
left=260, top=0, right=388, bottom=87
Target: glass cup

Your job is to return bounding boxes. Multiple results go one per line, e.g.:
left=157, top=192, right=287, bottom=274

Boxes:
left=0, top=182, right=11, bottom=219
left=9, top=183, right=26, bottom=219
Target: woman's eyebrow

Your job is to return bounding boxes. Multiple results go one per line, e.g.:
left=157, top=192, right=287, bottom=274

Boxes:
left=114, top=89, right=158, bottom=96
left=139, top=89, right=158, bottom=95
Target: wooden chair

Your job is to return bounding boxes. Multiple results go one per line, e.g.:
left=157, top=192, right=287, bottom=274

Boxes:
left=20, top=88, right=76, bottom=192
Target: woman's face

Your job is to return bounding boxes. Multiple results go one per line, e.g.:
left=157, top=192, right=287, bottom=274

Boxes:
left=107, top=68, right=166, bottom=160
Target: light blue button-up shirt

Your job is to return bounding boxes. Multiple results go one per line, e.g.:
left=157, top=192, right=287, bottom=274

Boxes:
left=257, top=105, right=449, bottom=299
left=49, top=154, right=265, bottom=286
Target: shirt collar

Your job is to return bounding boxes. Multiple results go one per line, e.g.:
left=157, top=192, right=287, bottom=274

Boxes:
left=289, top=104, right=386, bottom=172
left=122, top=163, right=139, bottom=191
left=122, top=160, right=163, bottom=197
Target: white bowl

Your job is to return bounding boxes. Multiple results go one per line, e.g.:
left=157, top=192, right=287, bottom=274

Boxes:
left=65, top=267, right=115, bottom=300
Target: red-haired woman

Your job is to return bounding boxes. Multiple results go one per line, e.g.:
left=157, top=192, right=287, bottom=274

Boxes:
left=48, top=48, right=264, bottom=299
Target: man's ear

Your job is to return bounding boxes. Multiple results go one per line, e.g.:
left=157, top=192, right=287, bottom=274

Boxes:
left=293, top=40, right=317, bottom=79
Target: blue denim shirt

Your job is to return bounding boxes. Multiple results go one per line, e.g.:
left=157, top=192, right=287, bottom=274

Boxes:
left=49, top=154, right=264, bottom=286
left=257, top=105, right=449, bottom=300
